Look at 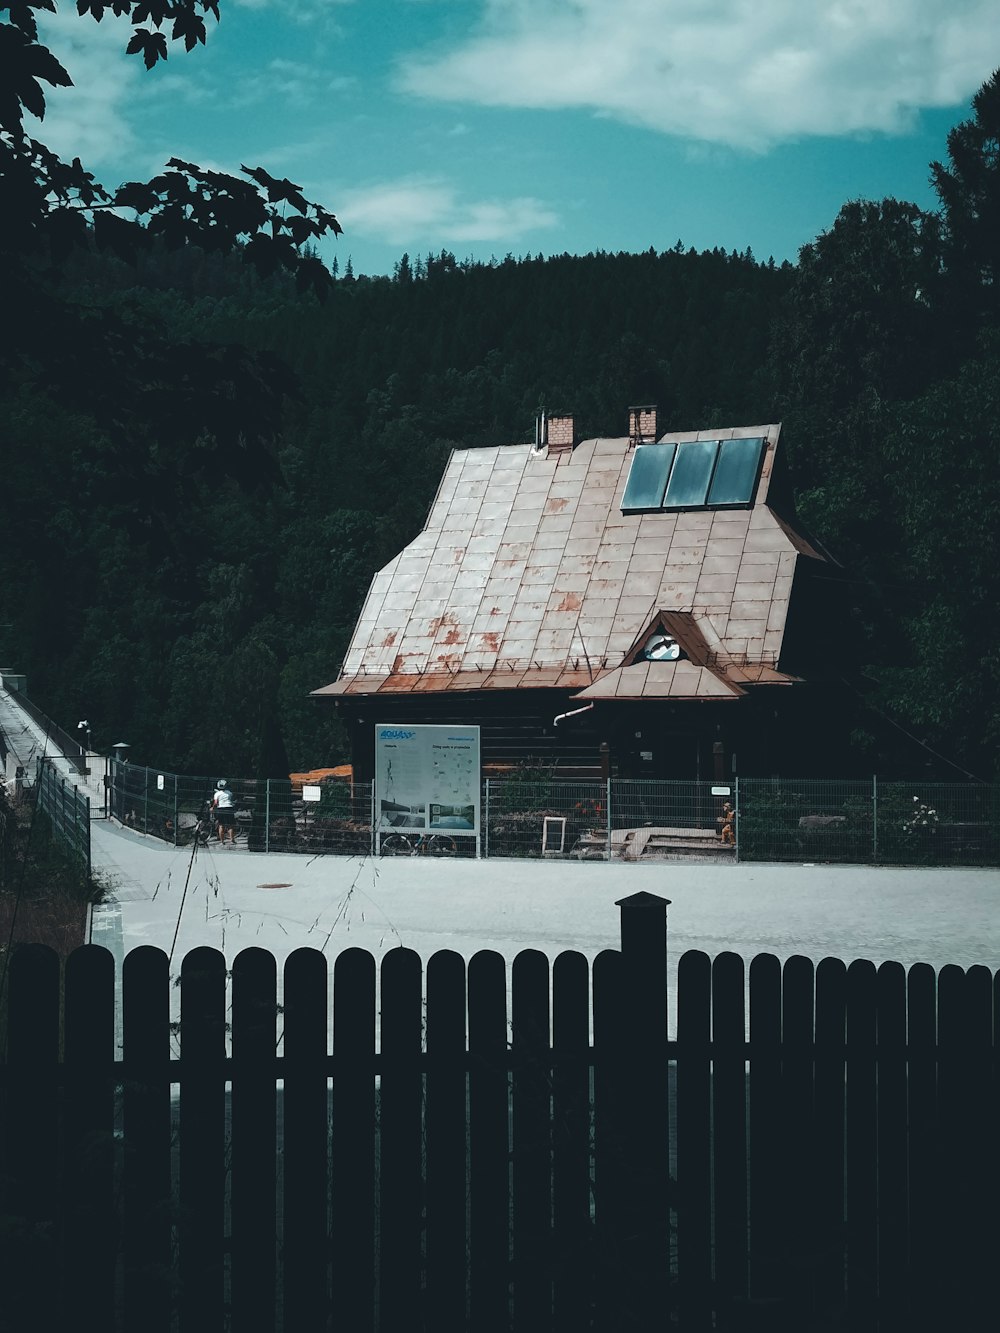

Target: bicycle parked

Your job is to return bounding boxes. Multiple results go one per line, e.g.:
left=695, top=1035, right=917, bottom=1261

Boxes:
left=379, top=831, right=458, bottom=856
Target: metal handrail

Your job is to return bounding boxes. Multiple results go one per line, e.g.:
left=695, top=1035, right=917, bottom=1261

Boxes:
left=4, top=688, right=87, bottom=773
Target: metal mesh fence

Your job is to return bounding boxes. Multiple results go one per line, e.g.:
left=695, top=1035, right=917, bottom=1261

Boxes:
left=736, top=778, right=875, bottom=865
left=106, top=763, right=1000, bottom=867
left=108, top=761, right=375, bottom=856
left=263, top=779, right=373, bottom=856
left=736, top=778, right=1000, bottom=866
left=35, top=756, right=91, bottom=880
left=0, top=801, right=9, bottom=888
left=482, top=777, right=608, bottom=859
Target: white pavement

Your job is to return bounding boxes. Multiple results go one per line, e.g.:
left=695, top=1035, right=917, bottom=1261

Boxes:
left=87, top=817, right=1000, bottom=1045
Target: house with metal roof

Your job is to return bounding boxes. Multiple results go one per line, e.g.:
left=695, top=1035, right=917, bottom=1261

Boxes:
left=313, top=407, right=847, bottom=783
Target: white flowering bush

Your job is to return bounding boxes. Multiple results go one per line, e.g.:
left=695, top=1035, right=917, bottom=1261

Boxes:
left=903, top=797, right=939, bottom=835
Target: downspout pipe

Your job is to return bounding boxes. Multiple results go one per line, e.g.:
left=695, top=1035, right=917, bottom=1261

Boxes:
left=553, top=703, right=595, bottom=726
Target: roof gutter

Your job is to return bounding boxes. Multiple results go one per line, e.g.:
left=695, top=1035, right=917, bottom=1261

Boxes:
left=553, top=703, right=595, bottom=726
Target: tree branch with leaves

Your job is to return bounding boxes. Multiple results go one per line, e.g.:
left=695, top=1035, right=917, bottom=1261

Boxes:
left=1, top=1, right=341, bottom=295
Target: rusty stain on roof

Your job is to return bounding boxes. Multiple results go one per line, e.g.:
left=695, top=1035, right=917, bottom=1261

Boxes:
left=314, top=422, right=824, bottom=703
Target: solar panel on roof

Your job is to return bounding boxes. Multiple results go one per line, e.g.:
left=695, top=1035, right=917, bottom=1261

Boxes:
left=662, top=440, right=719, bottom=509
left=621, top=442, right=676, bottom=512
left=707, top=436, right=765, bottom=507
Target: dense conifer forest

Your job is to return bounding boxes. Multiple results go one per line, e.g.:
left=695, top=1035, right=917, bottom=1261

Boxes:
left=2, top=38, right=999, bottom=779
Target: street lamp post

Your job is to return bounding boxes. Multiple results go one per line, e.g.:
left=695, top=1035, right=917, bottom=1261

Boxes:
left=111, top=742, right=131, bottom=823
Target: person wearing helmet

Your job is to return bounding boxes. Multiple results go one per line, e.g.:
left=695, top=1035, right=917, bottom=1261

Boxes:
left=212, top=778, right=237, bottom=845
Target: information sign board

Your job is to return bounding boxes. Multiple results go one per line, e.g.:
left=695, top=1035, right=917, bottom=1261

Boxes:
left=374, top=724, right=480, bottom=838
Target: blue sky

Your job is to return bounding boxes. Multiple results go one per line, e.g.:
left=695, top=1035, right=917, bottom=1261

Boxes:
left=37, top=1, right=1000, bottom=276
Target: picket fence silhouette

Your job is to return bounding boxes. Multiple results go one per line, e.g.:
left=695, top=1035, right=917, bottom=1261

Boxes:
left=1, top=892, right=996, bottom=1333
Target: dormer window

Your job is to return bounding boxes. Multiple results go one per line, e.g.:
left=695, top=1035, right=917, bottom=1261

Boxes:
left=639, top=632, right=684, bottom=663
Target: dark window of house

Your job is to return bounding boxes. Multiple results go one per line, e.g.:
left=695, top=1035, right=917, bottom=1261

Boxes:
left=621, top=442, right=676, bottom=512
left=707, top=436, right=765, bottom=506
left=662, top=439, right=719, bottom=509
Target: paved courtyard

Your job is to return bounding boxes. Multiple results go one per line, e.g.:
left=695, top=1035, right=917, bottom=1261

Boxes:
left=89, top=818, right=999, bottom=1043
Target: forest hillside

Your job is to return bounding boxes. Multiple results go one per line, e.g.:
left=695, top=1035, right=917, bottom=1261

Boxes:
left=3, top=70, right=999, bottom=781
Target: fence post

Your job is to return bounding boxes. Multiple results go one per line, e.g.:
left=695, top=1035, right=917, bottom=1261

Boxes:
left=615, top=890, right=672, bottom=1322
left=265, top=778, right=270, bottom=854
left=173, top=774, right=179, bottom=846
left=143, top=767, right=149, bottom=835
left=606, top=776, right=613, bottom=861
left=734, top=775, right=740, bottom=863
left=872, top=774, right=878, bottom=865
left=483, top=777, right=489, bottom=860
left=84, top=791, right=91, bottom=881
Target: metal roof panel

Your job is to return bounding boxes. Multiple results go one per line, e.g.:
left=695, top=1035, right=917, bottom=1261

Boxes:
left=319, top=424, right=823, bottom=698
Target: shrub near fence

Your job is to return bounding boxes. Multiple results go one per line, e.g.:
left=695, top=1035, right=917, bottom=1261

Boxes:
left=738, top=778, right=1000, bottom=866
left=1, top=895, right=997, bottom=1333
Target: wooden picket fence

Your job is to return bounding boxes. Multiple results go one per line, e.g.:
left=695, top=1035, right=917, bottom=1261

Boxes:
left=0, top=892, right=997, bottom=1332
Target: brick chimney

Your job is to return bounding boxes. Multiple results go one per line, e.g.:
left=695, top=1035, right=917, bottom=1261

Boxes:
left=545, top=412, right=576, bottom=456
left=628, top=404, right=659, bottom=446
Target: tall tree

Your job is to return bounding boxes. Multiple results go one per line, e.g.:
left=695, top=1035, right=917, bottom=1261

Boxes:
left=931, top=67, right=1000, bottom=332
left=767, top=198, right=941, bottom=558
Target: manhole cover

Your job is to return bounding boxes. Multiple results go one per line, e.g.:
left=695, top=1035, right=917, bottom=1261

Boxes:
left=257, top=882, right=292, bottom=890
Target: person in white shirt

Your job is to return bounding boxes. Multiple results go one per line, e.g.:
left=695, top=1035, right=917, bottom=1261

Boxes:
left=212, top=779, right=237, bottom=844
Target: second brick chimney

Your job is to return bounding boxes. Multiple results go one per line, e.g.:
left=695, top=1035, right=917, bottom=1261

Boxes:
left=545, top=413, right=575, bottom=456
left=628, top=404, right=659, bottom=446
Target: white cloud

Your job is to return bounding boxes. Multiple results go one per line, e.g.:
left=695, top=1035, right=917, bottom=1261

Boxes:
left=396, top=0, right=1000, bottom=150
left=34, top=10, right=142, bottom=167
left=232, top=0, right=354, bottom=21
left=336, top=176, right=559, bottom=243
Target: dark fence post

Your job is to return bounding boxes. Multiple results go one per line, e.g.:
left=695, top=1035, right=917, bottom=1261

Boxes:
left=230, top=947, right=278, bottom=1330
left=282, top=947, right=330, bottom=1331
left=467, top=948, right=510, bottom=1333
left=511, top=948, right=552, bottom=1331
left=63, top=944, right=117, bottom=1328
left=378, top=947, right=424, bottom=1333
left=330, top=947, right=376, bottom=1331
left=676, top=949, right=712, bottom=1330
left=424, top=949, right=468, bottom=1332
left=3, top=944, right=62, bottom=1332
left=748, top=952, right=782, bottom=1309
left=813, top=957, right=847, bottom=1317
left=83, top=788, right=91, bottom=881
left=711, top=952, right=749, bottom=1320
left=938, top=962, right=996, bottom=1326
left=845, top=959, right=878, bottom=1331
left=178, top=947, right=227, bottom=1333
left=780, top=954, right=816, bottom=1322
left=551, top=949, right=592, bottom=1331
left=875, top=960, right=908, bottom=1327
left=122, top=946, right=172, bottom=1333
left=615, top=890, right=671, bottom=1329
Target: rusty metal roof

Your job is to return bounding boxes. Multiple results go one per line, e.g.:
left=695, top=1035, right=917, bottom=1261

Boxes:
left=313, top=423, right=822, bottom=703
